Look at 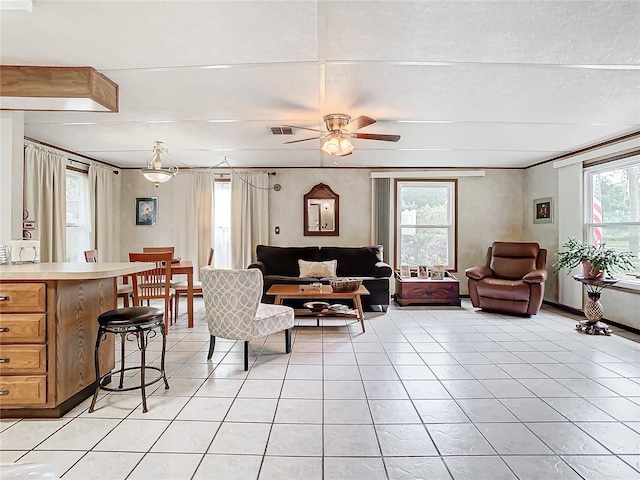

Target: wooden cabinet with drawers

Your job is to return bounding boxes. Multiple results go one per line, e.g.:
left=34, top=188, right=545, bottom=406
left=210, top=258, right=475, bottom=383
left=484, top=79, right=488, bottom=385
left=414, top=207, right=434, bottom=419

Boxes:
left=0, top=262, right=155, bottom=418
left=393, top=272, right=461, bottom=307
left=0, top=278, right=116, bottom=417
left=0, top=283, right=48, bottom=407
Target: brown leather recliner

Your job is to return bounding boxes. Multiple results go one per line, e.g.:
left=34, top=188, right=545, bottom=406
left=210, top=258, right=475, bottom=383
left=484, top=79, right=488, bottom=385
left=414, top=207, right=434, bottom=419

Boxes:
left=465, top=242, right=547, bottom=316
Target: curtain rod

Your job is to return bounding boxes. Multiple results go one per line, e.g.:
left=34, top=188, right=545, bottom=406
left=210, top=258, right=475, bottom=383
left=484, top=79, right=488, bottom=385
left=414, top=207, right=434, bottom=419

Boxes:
left=119, top=167, right=276, bottom=176
left=24, top=136, right=121, bottom=172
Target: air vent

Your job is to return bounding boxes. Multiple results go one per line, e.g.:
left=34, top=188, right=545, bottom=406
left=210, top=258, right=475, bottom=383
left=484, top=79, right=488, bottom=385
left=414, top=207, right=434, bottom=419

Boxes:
left=271, top=126, right=293, bottom=135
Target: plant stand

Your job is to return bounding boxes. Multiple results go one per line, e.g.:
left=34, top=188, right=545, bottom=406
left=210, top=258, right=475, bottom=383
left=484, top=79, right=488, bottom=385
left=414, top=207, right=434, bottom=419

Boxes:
left=572, top=275, right=618, bottom=336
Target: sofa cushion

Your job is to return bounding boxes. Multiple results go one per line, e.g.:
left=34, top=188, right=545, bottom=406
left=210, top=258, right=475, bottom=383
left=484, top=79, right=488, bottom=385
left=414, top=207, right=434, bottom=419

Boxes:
left=319, top=246, right=383, bottom=277
left=299, top=259, right=337, bottom=278
left=256, top=245, right=320, bottom=276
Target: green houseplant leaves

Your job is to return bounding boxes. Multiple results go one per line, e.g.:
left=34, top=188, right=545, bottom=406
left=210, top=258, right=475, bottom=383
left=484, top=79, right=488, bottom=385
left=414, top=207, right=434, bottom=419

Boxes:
left=555, top=236, right=636, bottom=278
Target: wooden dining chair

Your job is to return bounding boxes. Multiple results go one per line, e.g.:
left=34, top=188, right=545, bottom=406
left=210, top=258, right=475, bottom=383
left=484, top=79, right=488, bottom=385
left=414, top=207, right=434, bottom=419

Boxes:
left=142, top=246, right=175, bottom=256
left=84, top=249, right=134, bottom=307
left=143, top=247, right=178, bottom=285
left=174, top=248, right=214, bottom=319
left=129, top=252, right=176, bottom=330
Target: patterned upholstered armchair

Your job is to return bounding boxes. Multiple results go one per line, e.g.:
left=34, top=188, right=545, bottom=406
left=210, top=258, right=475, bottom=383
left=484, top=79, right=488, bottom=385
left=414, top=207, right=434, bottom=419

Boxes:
left=200, top=267, right=294, bottom=370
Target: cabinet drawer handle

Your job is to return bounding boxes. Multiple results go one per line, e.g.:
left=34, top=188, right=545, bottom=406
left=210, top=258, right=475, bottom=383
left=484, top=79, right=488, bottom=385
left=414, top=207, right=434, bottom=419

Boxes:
left=0, top=296, right=10, bottom=302
left=0, top=358, right=10, bottom=363
left=0, top=327, right=8, bottom=333
left=0, top=390, right=9, bottom=396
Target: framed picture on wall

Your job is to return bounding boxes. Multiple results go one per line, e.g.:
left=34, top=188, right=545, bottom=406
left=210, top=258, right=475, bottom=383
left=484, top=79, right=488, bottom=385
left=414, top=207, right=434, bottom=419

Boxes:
left=533, top=197, right=553, bottom=224
left=136, top=197, right=158, bottom=226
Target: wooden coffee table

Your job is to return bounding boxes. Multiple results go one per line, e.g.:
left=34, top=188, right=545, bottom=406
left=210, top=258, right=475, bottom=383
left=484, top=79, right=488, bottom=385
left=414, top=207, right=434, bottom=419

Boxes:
left=266, top=284, right=370, bottom=332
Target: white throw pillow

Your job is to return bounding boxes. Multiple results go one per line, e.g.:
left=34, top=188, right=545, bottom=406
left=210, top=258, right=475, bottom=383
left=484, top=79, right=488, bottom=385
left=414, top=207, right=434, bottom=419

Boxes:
left=299, top=259, right=337, bottom=278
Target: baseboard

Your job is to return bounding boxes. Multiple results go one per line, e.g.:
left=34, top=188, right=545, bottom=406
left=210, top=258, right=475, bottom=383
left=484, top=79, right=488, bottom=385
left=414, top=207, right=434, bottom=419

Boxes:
left=543, top=300, right=640, bottom=336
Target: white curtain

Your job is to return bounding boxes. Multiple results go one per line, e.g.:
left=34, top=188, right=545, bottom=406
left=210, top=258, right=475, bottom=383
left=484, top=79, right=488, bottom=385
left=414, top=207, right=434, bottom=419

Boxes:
left=231, top=172, right=269, bottom=269
left=183, top=173, right=215, bottom=280
left=23, top=144, right=67, bottom=262
left=88, top=164, right=121, bottom=262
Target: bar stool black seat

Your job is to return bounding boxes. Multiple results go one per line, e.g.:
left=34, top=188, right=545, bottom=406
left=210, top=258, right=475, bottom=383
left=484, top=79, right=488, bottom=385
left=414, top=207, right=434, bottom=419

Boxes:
left=89, top=306, right=169, bottom=413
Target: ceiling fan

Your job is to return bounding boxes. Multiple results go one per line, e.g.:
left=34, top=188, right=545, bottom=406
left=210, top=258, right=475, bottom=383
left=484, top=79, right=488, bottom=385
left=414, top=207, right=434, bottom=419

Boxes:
left=283, top=113, right=400, bottom=156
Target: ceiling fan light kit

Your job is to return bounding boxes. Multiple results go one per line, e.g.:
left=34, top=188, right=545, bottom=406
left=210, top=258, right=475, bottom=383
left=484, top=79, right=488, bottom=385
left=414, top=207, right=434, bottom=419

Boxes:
left=140, top=141, right=178, bottom=187
left=284, top=113, right=400, bottom=158
left=321, top=133, right=355, bottom=156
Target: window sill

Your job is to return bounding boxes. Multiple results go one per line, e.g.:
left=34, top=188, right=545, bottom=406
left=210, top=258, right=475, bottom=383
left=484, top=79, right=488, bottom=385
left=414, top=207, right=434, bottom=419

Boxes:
left=611, top=278, right=640, bottom=293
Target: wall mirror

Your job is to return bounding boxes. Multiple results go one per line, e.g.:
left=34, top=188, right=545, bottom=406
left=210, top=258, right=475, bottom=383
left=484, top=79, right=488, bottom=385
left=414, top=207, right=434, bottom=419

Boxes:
left=304, top=183, right=339, bottom=236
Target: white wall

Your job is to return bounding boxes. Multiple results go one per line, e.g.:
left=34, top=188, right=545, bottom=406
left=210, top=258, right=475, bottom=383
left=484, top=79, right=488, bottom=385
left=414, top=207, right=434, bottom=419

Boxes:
left=0, top=112, right=24, bottom=245
left=524, top=161, right=560, bottom=303
left=269, top=168, right=372, bottom=247
left=119, top=169, right=192, bottom=261
left=601, top=288, right=640, bottom=331
left=455, top=170, right=526, bottom=294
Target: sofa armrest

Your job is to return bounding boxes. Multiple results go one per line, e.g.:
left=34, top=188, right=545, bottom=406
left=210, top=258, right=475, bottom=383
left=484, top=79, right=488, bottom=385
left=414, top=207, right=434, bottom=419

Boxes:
left=248, top=261, right=266, bottom=275
left=465, top=266, right=493, bottom=280
left=523, top=269, right=547, bottom=284
left=373, top=261, right=393, bottom=278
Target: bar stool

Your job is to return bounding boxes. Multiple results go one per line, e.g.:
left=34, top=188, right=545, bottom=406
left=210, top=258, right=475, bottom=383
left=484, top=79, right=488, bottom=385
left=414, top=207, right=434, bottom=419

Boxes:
left=88, top=306, right=169, bottom=413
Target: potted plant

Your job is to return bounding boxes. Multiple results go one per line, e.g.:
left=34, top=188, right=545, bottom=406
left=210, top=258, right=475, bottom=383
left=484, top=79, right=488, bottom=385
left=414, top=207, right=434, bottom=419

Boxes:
left=555, top=236, right=636, bottom=279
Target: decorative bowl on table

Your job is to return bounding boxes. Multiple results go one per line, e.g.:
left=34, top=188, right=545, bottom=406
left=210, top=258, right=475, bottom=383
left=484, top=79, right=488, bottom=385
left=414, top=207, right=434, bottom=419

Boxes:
left=303, top=301, right=330, bottom=313
left=330, top=278, right=362, bottom=293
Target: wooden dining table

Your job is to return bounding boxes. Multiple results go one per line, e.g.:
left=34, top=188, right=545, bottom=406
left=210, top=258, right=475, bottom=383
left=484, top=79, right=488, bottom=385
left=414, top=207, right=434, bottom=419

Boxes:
left=171, top=260, right=194, bottom=328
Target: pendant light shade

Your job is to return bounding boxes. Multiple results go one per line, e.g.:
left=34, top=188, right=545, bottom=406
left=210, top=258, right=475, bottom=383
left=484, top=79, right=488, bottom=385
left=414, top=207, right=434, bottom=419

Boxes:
left=139, top=141, right=178, bottom=186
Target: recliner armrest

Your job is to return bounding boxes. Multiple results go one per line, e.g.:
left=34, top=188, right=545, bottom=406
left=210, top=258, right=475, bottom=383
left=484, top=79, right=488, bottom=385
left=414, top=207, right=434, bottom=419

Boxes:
left=248, top=261, right=266, bottom=275
left=523, top=269, right=547, bottom=284
left=373, top=261, right=393, bottom=278
left=465, top=266, right=493, bottom=280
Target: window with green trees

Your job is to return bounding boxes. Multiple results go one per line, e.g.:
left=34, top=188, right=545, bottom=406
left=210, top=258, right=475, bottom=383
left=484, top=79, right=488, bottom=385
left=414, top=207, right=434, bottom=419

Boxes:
left=585, top=157, right=640, bottom=282
left=396, top=180, right=457, bottom=269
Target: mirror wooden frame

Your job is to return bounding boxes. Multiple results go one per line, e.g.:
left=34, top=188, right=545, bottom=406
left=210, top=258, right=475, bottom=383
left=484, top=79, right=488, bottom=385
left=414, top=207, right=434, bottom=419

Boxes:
left=303, top=183, right=339, bottom=236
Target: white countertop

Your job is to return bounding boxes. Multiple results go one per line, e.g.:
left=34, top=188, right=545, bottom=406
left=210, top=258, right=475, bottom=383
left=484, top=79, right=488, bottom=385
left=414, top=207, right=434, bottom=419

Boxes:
left=0, top=262, right=155, bottom=280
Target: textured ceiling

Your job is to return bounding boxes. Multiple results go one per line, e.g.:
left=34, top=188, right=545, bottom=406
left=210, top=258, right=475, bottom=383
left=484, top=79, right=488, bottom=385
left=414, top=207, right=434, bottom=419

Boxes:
left=1, top=0, right=639, bottom=169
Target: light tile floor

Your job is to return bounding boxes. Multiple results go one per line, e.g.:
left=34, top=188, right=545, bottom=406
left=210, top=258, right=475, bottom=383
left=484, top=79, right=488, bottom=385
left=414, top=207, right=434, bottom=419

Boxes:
left=1, top=299, right=640, bottom=480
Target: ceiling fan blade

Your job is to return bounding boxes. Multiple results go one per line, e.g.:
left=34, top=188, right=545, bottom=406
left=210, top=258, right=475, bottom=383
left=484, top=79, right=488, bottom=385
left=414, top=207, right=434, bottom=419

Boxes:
left=283, top=136, right=322, bottom=144
left=344, top=116, right=376, bottom=132
left=282, top=124, right=326, bottom=133
left=354, top=133, right=401, bottom=142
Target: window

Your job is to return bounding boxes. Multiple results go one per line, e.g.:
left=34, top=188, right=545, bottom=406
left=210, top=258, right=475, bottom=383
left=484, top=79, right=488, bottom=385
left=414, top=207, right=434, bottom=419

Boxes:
left=396, top=180, right=457, bottom=269
left=585, top=157, right=640, bottom=282
left=66, top=169, right=91, bottom=262
left=214, top=180, right=231, bottom=268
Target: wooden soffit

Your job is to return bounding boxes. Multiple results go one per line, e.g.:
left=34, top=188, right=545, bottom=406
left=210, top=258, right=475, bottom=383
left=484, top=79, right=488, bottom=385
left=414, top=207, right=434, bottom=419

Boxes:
left=0, top=65, right=118, bottom=112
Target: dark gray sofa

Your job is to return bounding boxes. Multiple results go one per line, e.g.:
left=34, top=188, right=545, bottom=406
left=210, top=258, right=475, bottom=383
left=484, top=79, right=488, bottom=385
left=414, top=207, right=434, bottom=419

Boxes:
left=248, top=245, right=392, bottom=311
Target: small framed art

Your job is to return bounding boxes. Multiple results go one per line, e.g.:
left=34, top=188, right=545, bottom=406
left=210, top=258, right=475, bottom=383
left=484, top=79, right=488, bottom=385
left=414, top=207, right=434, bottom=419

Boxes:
left=418, top=265, right=429, bottom=278
left=533, top=197, right=553, bottom=224
left=136, top=197, right=158, bottom=226
left=431, top=265, right=445, bottom=280
left=399, top=265, right=411, bottom=278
